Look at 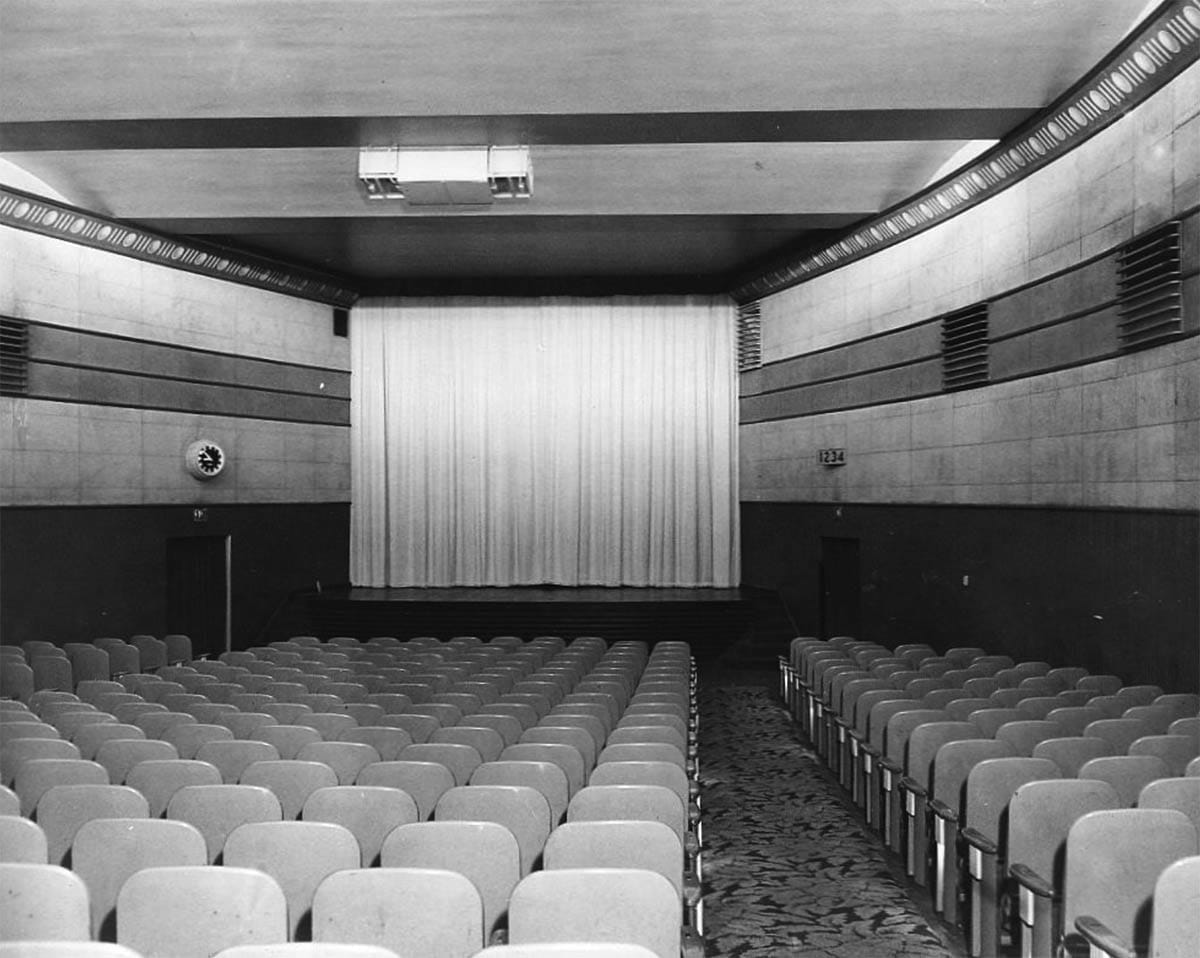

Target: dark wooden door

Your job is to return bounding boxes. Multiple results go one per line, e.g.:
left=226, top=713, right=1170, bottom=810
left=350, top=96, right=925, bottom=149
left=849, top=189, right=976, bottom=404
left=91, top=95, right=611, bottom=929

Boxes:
left=819, top=536, right=861, bottom=639
left=166, top=535, right=229, bottom=658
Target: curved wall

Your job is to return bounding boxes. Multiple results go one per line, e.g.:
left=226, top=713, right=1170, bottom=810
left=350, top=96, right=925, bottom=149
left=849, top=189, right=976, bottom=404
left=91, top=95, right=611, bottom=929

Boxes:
left=740, top=64, right=1199, bottom=689
left=0, top=218, right=351, bottom=647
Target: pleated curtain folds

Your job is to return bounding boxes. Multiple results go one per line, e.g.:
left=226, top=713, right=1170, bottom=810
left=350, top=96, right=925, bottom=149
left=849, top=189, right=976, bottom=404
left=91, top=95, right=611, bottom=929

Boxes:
left=350, top=296, right=739, bottom=588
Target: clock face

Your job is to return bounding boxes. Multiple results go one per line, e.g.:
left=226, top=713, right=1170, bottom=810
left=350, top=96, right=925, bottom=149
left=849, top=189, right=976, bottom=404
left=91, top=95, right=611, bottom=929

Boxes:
left=197, top=445, right=223, bottom=473
left=185, top=439, right=226, bottom=480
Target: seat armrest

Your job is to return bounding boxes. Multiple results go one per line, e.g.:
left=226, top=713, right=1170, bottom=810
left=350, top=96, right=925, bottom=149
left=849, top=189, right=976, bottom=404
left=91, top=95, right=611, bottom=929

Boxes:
left=834, top=716, right=851, bottom=729
left=899, top=776, right=926, bottom=799
left=879, top=756, right=902, bottom=774
left=860, top=742, right=880, bottom=757
left=928, top=798, right=958, bottom=822
left=1074, top=915, right=1136, bottom=958
left=1009, top=863, right=1055, bottom=899
left=961, top=826, right=997, bottom=855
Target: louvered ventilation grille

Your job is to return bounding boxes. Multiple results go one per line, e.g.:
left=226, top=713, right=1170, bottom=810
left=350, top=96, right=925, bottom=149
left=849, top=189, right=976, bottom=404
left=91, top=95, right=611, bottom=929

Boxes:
left=0, top=318, right=29, bottom=395
left=1117, top=221, right=1183, bottom=352
left=942, top=303, right=989, bottom=392
left=737, top=301, right=762, bottom=371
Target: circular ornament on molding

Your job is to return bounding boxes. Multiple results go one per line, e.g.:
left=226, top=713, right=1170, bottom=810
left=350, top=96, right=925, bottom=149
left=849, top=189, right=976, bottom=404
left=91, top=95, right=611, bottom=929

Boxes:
left=184, top=439, right=226, bottom=480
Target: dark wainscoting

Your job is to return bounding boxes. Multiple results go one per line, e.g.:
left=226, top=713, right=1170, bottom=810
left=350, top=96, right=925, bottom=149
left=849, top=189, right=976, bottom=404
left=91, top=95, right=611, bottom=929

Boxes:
left=0, top=502, right=349, bottom=649
left=741, top=500, right=1199, bottom=692
left=309, top=586, right=753, bottom=660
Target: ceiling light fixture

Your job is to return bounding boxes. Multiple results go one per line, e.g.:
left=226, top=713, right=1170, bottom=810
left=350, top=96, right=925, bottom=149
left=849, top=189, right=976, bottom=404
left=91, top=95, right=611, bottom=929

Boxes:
left=358, top=146, right=532, bottom=205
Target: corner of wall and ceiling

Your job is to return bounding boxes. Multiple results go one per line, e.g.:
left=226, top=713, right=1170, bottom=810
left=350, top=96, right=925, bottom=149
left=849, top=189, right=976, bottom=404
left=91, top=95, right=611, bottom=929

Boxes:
left=731, top=0, right=1200, bottom=303
left=0, top=184, right=360, bottom=309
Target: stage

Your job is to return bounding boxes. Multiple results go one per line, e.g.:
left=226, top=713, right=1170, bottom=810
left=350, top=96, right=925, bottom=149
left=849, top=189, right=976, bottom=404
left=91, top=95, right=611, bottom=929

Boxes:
left=307, top=585, right=754, bottom=659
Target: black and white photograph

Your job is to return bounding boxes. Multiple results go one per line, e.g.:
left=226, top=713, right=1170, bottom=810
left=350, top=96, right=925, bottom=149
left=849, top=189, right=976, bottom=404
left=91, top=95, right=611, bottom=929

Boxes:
left=0, top=2, right=1197, bottom=956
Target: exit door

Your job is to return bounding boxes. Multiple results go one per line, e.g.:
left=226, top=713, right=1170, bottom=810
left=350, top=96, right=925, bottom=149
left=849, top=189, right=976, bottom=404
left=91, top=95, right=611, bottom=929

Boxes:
left=819, top=536, right=861, bottom=639
left=166, top=535, right=230, bottom=658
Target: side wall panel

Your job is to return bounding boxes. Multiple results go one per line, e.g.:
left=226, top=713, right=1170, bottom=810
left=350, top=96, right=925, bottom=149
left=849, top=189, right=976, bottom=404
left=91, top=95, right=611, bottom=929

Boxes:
left=742, top=501, right=1198, bottom=691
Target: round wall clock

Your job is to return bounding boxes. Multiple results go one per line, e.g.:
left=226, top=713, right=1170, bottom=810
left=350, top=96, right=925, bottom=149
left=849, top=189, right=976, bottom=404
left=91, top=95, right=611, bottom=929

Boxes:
left=184, top=439, right=226, bottom=480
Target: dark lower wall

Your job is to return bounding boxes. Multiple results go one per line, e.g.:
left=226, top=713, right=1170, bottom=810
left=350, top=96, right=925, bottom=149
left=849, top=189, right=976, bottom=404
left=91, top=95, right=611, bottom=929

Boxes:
left=741, top=501, right=1199, bottom=692
left=0, top=502, right=349, bottom=650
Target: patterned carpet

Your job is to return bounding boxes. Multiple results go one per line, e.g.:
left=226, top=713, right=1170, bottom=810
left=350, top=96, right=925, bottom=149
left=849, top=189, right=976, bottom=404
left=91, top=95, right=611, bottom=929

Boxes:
left=698, top=671, right=968, bottom=958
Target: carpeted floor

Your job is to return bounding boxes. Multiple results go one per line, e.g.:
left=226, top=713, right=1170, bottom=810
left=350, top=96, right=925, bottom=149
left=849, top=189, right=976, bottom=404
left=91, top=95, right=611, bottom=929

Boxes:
left=698, top=671, right=968, bottom=958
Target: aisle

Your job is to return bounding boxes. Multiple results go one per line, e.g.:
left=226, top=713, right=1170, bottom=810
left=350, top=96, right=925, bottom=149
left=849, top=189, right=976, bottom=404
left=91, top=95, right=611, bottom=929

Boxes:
left=698, top=671, right=966, bottom=958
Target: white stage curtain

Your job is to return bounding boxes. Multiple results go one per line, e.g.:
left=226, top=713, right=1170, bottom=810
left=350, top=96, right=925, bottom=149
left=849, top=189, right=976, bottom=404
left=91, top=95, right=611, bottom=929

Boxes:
left=350, top=296, right=739, bottom=587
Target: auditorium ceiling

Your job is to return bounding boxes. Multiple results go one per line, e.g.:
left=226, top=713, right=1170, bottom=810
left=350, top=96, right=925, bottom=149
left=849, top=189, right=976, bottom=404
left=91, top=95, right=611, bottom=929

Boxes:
left=0, top=0, right=1155, bottom=296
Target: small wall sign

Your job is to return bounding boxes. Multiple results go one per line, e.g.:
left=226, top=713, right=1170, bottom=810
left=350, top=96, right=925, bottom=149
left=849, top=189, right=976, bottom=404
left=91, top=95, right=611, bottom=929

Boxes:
left=818, top=447, right=846, bottom=467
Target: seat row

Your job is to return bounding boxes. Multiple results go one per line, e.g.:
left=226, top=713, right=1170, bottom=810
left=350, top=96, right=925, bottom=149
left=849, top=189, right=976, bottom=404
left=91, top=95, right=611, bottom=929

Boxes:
left=1, top=635, right=194, bottom=699
left=2, top=635, right=704, bottom=958
left=780, top=636, right=1200, bottom=958
left=0, top=943, right=664, bottom=958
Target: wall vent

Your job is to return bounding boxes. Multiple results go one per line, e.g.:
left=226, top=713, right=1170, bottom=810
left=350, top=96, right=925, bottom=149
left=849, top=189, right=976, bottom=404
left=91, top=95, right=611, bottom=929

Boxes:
left=1116, top=220, right=1183, bottom=353
left=737, top=301, right=762, bottom=372
left=0, top=317, right=29, bottom=396
left=941, top=302, right=989, bottom=392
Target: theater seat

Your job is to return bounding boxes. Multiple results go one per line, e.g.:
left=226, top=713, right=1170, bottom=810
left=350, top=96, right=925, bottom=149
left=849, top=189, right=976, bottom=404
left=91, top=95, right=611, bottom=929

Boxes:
left=382, top=820, right=519, bottom=941
left=0, top=815, right=48, bottom=863
left=212, top=945, right=400, bottom=957
left=471, top=760, right=570, bottom=825
left=224, top=821, right=361, bottom=941
left=1008, top=779, right=1122, bottom=958
left=118, top=865, right=288, bottom=957
left=302, top=785, right=418, bottom=867
left=507, top=868, right=681, bottom=958
left=355, top=760, right=454, bottom=821
left=474, top=945, right=659, bottom=958
left=0, top=863, right=90, bottom=942
left=500, top=744, right=586, bottom=799
left=959, top=757, right=1060, bottom=957
left=312, top=867, right=483, bottom=958
left=14, top=758, right=108, bottom=816
left=398, top=742, right=483, bottom=787
left=35, top=782, right=148, bottom=866
left=1031, top=736, right=1114, bottom=777
left=72, top=817, right=207, bottom=939
left=434, top=784, right=552, bottom=876
left=1138, top=777, right=1200, bottom=832
left=296, top=742, right=380, bottom=786
left=543, top=820, right=702, bottom=941
left=1078, top=754, right=1170, bottom=807
left=0, top=942, right=144, bottom=957
left=339, top=726, right=413, bottom=762
left=1128, top=734, right=1200, bottom=776
left=1146, top=855, right=1200, bottom=958
left=166, top=783, right=283, bottom=863
left=240, top=760, right=339, bottom=819
left=1066, top=809, right=1197, bottom=958
left=1, top=738, right=80, bottom=789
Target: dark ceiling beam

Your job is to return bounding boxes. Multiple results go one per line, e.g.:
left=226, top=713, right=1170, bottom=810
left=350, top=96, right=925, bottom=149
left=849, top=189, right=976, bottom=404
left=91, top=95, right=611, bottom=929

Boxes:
left=0, top=109, right=1033, bottom=152
left=136, top=213, right=864, bottom=237
left=354, top=274, right=737, bottom=298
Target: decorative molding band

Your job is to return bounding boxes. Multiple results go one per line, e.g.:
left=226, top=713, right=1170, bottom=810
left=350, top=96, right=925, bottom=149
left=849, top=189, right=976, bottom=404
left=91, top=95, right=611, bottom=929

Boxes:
left=0, top=185, right=359, bottom=308
left=732, top=0, right=1200, bottom=304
